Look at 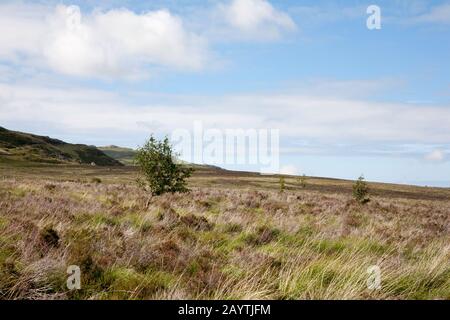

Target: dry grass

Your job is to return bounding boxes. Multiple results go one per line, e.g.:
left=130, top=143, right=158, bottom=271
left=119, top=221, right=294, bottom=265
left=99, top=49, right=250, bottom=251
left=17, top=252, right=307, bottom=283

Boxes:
left=0, top=165, right=449, bottom=300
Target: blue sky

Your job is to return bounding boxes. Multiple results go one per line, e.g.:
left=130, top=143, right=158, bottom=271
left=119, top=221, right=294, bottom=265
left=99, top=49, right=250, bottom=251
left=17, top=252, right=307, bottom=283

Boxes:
left=0, top=0, right=450, bottom=186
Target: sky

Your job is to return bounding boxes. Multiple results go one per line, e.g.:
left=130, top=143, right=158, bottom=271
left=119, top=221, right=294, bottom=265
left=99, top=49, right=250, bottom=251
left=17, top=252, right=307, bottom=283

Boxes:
left=0, top=0, right=450, bottom=186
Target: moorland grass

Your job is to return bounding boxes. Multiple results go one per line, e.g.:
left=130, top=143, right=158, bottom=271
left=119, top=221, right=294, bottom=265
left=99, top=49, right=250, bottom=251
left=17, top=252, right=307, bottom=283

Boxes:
left=0, top=165, right=449, bottom=299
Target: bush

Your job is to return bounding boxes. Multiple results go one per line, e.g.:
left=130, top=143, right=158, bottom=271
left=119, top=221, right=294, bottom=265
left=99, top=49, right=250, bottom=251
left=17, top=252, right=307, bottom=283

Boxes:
left=279, top=176, right=285, bottom=192
left=135, top=135, right=194, bottom=196
left=297, top=174, right=307, bottom=188
left=91, top=177, right=102, bottom=184
left=40, top=226, right=60, bottom=247
left=353, top=175, right=370, bottom=204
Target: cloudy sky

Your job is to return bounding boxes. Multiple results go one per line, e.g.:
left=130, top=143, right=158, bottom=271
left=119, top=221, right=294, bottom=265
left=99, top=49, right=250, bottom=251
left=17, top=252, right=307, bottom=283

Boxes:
left=1, top=0, right=450, bottom=186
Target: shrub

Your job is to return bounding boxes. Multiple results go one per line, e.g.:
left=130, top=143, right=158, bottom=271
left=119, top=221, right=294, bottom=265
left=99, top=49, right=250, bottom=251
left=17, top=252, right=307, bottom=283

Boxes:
left=297, top=174, right=307, bottom=188
left=353, top=175, right=370, bottom=204
left=44, top=184, right=57, bottom=191
left=40, top=226, right=60, bottom=247
left=91, top=177, right=102, bottom=184
left=135, top=135, right=194, bottom=196
left=279, top=176, right=286, bottom=192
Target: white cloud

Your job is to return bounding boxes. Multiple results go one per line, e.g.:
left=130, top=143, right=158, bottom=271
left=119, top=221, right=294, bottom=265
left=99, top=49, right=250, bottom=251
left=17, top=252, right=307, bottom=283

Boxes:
left=2, top=82, right=450, bottom=149
left=0, top=1, right=297, bottom=78
left=425, top=150, right=445, bottom=162
left=415, top=4, right=450, bottom=24
left=0, top=3, right=48, bottom=59
left=279, top=165, right=300, bottom=175
left=0, top=4, right=210, bottom=78
left=218, top=0, right=296, bottom=40
left=286, top=78, right=406, bottom=99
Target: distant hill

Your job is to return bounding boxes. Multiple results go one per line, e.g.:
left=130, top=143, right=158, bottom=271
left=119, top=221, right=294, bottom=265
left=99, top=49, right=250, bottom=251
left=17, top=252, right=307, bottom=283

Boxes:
left=98, top=145, right=137, bottom=166
left=0, top=127, right=122, bottom=166
left=98, top=146, right=229, bottom=171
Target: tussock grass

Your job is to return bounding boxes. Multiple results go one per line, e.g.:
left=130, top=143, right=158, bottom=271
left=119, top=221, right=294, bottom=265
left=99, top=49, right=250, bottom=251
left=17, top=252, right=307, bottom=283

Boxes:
left=0, top=174, right=449, bottom=300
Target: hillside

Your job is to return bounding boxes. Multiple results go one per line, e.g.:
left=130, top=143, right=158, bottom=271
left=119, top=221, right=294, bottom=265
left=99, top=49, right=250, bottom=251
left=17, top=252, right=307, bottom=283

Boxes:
left=98, top=146, right=228, bottom=172
left=98, top=145, right=137, bottom=165
left=0, top=126, right=122, bottom=166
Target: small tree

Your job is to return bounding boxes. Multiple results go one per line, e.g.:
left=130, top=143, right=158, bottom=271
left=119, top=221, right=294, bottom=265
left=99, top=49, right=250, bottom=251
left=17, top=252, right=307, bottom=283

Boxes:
left=353, top=175, right=370, bottom=204
left=135, top=135, right=193, bottom=196
left=297, top=174, right=307, bottom=189
left=279, top=176, right=286, bottom=192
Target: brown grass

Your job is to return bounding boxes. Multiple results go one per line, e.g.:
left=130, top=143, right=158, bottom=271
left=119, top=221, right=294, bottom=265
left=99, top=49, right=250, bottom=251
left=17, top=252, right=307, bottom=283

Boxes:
left=0, top=164, right=449, bottom=300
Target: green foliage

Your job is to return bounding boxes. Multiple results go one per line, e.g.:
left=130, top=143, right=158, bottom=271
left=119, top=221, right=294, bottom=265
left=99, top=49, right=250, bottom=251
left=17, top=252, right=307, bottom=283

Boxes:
left=135, top=135, right=194, bottom=196
left=353, top=175, right=370, bottom=204
left=279, top=176, right=285, bottom=192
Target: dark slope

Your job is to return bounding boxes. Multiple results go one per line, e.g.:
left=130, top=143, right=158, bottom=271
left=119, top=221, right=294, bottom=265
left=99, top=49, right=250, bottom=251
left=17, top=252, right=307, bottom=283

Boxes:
left=0, top=126, right=122, bottom=166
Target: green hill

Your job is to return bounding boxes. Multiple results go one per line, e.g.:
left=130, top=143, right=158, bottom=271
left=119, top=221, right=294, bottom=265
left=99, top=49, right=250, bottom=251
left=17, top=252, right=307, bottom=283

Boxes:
left=0, top=126, right=122, bottom=166
left=98, top=145, right=137, bottom=165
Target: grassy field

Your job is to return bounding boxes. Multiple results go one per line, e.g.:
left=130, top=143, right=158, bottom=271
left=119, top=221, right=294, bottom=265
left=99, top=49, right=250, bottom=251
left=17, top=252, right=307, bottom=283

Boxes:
left=0, top=161, right=449, bottom=299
